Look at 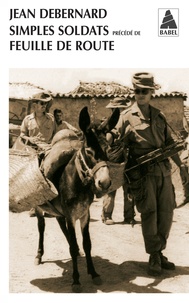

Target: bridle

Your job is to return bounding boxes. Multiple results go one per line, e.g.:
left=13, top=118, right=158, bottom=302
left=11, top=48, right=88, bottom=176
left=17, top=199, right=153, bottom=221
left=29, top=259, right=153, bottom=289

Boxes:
left=75, top=149, right=107, bottom=186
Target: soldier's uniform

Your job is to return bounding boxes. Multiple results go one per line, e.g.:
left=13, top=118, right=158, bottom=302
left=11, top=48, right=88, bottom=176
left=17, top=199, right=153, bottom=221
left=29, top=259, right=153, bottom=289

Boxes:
left=116, top=102, right=176, bottom=254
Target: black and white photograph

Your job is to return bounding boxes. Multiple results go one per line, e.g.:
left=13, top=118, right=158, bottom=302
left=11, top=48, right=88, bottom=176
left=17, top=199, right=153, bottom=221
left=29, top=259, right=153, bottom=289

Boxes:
left=8, top=68, right=189, bottom=294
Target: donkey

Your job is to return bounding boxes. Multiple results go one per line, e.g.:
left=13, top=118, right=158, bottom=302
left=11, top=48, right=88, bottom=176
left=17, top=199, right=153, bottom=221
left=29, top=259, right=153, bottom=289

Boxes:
left=34, top=106, right=119, bottom=292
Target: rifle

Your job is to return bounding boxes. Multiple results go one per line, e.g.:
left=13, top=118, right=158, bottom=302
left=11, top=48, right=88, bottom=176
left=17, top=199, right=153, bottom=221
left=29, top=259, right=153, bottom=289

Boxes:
left=125, top=139, right=185, bottom=174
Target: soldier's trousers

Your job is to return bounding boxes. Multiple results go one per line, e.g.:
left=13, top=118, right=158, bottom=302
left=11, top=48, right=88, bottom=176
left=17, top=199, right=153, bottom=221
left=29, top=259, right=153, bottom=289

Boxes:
left=134, top=173, right=176, bottom=254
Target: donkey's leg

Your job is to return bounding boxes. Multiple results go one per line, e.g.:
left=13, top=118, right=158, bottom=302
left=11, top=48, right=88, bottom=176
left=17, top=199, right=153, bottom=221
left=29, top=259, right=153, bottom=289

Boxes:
left=56, top=216, right=70, bottom=243
left=35, top=214, right=45, bottom=265
left=80, top=213, right=102, bottom=285
left=66, top=220, right=82, bottom=293
left=56, top=216, right=82, bottom=256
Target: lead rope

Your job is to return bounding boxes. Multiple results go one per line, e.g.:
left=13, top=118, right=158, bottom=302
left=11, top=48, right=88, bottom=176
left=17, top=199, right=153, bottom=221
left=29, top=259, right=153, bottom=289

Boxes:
left=75, top=149, right=108, bottom=185
left=165, top=119, right=184, bottom=142
left=75, top=150, right=93, bottom=185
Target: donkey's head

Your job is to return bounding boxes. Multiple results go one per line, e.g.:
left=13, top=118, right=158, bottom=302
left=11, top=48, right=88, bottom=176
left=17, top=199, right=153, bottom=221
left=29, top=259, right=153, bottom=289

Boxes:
left=77, top=107, right=119, bottom=197
left=79, top=106, right=119, bottom=160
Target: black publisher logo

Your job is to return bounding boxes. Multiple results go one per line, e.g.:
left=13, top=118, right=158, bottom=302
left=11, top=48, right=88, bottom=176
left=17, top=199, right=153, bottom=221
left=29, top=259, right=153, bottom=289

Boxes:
left=158, top=8, right=179, bottom=37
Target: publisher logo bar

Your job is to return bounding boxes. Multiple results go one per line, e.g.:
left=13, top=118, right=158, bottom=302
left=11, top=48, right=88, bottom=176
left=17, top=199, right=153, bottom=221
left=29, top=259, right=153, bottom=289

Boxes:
left=158, top=8, right=179, bottom=37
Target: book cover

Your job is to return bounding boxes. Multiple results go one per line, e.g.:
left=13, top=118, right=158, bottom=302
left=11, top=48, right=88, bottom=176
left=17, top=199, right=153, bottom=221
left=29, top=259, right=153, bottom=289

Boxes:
left=1, top=1, right=189, bottom=302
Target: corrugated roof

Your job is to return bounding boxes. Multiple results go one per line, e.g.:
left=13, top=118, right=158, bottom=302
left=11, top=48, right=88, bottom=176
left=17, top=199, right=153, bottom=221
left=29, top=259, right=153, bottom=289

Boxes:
left=57, top=82, right=187, bottom=99
left=9, top=82, right=51, bottom=100
left=53, top=91, right=187, bottom=99
left=49, top=81, right=131, bottom=98
left=63, top=81, right=132, bottom=97
left=9, top=82, right=187, bottom=100
left=151, top=91, right=187, bottom=100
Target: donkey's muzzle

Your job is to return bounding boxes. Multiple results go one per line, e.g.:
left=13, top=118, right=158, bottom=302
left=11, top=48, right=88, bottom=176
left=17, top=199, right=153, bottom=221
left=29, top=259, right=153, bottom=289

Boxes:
left=98, top=179, right=112, bottom=190
left=93, top=165, right=112, bottom=196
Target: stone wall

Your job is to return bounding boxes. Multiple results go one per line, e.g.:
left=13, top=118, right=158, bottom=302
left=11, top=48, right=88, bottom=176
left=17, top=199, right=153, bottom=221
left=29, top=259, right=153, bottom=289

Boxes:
left=49, top=97, right=114, bottom=129
left=9, top=95, right=185, bottom=133
left=49, top=96, right=184, bottom=132
left=149, top=96, right=184, bottom=131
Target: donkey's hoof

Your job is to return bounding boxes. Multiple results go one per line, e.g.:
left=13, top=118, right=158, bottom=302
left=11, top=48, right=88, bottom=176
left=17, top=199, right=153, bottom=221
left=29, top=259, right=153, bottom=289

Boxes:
left=72, top=283, right=82, bottom=293
left=92, top=276, right=102, bottom=285
left=34, top=257, right=41, bottom=266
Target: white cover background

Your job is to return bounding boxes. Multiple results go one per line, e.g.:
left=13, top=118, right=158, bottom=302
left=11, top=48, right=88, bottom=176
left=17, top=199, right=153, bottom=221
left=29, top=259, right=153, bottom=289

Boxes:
left=1, top=1, right=189, bottom=303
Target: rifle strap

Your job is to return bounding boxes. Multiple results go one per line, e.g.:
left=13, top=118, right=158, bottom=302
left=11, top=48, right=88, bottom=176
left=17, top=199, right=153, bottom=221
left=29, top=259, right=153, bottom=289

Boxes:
left=159, top=112, right=183, bottom=141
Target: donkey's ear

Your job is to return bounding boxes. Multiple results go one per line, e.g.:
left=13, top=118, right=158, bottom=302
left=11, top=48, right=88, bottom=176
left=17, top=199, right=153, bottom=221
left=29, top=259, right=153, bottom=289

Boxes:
left=79, top=107, right=91, bottom=132
left=108, top=108, right=120, bottom=130
left=101, top=108, right=120, bottom=133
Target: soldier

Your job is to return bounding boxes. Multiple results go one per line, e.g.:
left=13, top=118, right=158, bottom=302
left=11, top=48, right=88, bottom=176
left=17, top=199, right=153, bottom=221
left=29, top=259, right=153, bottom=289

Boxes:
left=20, top=92, right=55, bottom=148
left=53, top=108, right=81, bottom=137
left=108, top=72, right=189, bottom=275
left=19, top=92, right=55, bottom=218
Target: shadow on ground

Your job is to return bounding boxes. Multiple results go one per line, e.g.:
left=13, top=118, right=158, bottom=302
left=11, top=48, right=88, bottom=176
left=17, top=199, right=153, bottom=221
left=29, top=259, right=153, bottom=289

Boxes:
left=30, top=255, right=189, bottom=293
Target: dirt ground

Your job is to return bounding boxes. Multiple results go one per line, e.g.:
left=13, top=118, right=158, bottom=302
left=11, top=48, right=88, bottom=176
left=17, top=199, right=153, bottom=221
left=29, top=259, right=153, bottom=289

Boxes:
left=9, top=167, right=189, bottom=295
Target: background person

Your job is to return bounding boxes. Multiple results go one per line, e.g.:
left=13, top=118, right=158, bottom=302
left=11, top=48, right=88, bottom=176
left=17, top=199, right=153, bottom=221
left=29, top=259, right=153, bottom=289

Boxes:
left=19, top=107, right=27, bottom=120
left=53, top=108, right=81, bottom=136
left=178, top=134, right=189, bottom=206
left=102, top=97, right=136, bottom=225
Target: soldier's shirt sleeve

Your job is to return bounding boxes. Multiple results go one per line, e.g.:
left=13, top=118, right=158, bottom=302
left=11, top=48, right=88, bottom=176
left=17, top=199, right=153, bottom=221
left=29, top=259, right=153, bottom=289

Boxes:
left=20, top=116, right=29, bottom=137
left=114, top=113, right=131, bottom=145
